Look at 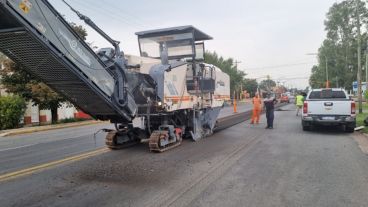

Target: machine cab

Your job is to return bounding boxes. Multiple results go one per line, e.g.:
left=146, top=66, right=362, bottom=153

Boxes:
left=135, top=25, right=216, bottom=94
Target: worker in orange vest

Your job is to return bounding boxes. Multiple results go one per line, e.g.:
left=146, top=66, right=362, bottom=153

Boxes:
left=250, top=92, right=262, bottom=124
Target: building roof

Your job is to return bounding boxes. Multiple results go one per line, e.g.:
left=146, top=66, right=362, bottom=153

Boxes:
left=135, top=25, right=213, bottom=41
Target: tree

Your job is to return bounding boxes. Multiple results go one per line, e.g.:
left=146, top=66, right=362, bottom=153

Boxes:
left=243, top=79, right=258, bottom=96
left=204, top=51, right=247, bottom=97
left=0, top=95, right=26, bottom=130
left=309, top=0, right=368, bottom=90
left=309, top=65, right=325, bottom=88
left=0, top=57, right=66, bottom=123
left=259, top=78, right=276, bottom=91
left=70, top=22, right=87, bottom=41
left=0, top=23, right=87, bottom=123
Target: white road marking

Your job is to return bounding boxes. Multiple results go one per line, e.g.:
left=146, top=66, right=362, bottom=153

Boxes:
left=0, top=144, right=37, bottom=152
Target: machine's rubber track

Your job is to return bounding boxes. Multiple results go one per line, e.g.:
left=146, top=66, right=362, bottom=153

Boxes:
left=105, top=131, right=139, bottom=150
left=148, top=130, right=182, bottom=153
left=108, top=103, right=288, bottom=152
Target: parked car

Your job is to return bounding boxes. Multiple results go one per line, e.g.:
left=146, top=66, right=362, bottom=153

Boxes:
left=288, top=95, right=295, bottom=103
left=280, top=94, right=290, bottom=103
left=301, top=88, right=356, bottom=132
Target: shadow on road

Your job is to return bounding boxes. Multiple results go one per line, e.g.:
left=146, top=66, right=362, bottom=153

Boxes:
left=306, top=125, right=349, bottom=135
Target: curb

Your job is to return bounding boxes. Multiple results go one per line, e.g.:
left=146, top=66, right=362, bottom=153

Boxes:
left=353, top=133, right=368, bottom=155
left=0, top=120, right=108, bottom=137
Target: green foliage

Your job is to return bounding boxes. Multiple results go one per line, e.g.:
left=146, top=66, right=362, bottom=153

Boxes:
left=57, top=117, right=91, bottom=124
left=243, top=79, right=258, bottom=96
left=309, top=65, right=325, bottom=88
left=0, top=59, right=65, bottom=123
left=364, top=90, right=368, bottom=100
left=259, top=78, right=276, bottom=91
left=0, top=95, right=26, bottom=130
left=204, top=51, right=280, bottom=96
left=0, top=59, right=33, bottom=100
left=69, top=22, right=88, bottom=41
left=356, top=111, right=368, bottom=133
left=204, top=51, right=247, bottom=95
left=310, top=0, right=368, bottom=89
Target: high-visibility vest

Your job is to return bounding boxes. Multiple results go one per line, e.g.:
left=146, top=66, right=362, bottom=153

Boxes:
left=296, top=95, right=304, bottom=106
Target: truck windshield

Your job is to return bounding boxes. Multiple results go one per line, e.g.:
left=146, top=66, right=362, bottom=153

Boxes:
left=139, top=33, right=194, bottom=59
left=309, top=90, right=347, bottom=99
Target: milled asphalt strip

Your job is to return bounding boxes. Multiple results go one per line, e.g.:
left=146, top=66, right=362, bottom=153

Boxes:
left=147, top=105, right=288, bottom=207
left=0, top=148, right=109, bottom=182
left=147, top=132, right=264, bottom=207
left=0, top=105, right=286, bottom=184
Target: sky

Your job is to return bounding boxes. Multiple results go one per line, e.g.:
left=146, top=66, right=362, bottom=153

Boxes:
left=49, top=0, right=338, bottom=89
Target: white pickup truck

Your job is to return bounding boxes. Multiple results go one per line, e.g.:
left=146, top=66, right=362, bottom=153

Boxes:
left=301, top=88, right=356, bottom=132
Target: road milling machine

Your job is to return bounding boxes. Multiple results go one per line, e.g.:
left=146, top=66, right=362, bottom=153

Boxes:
left=0, top=0, right=230, bottom=152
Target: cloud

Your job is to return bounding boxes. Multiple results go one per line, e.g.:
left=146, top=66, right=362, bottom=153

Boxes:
left=50, top=0, right=335, bottom=89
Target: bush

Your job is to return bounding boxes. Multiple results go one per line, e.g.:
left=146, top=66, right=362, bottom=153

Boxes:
left=0, top=95, right=26, bottom=130
left=57, top=117, right=91, bottom=124
left=365, top=90, right=368, bottom=101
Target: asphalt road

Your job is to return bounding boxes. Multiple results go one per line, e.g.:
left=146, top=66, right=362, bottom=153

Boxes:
left=1, top=104, right=368, bottom=207
left=0, top=123, right=111, bottom=175
left=0, top=103, right=249, bottom=175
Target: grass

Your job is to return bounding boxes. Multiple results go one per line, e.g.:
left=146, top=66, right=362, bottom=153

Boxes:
left=362, top=102, right=368, bottom=111
left=356, top=112, right=368, bottom=133
left=353, top=102, right=368, bottom=133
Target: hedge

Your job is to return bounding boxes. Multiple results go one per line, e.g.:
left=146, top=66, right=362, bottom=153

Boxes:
left=0, top=95, right=26, bottom=130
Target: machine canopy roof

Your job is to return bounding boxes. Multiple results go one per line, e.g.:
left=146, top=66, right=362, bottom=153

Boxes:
left=135, top=25, right=213, bottom=41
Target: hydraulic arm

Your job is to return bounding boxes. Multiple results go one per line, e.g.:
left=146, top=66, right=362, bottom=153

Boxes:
left=0, top=0, right=230, bottom=152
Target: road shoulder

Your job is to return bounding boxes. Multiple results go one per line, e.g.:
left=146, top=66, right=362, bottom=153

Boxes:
left=0, top=120, right=107, bottom=137
left=353, top=133, right=368, bottom=154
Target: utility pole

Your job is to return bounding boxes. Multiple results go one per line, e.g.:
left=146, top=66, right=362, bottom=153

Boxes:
left=234, top=60, right=242, bottom=69
left=336, top=76, right=339, bottom=88
left=366, top=42, right=368, bottom=98
left=356, top=0, right=363, bottom=114
left=325, top=55, right=329, bottom=88
left=234, top=60, right=242, bottom=99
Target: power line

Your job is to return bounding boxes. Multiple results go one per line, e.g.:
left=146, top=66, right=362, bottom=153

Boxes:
left=77, top=1, right=148, bottom=28
left=68, top=1, right=143, bottom=29
left=72, top=1, right=143, bottom=28
left=34, top=1, right=110, bottom=71
left=276, top=76, right=309, bottom=80
left=234, top=60, right=241, bottom=69
left=99, top=0, right=153, bottom=27
left=246, top=62, right=317, bottom=70
left=250, top=75, right=309, bottom=81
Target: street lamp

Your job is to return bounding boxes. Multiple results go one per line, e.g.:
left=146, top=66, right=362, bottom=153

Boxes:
left=307, top=53, right=329, bottom=88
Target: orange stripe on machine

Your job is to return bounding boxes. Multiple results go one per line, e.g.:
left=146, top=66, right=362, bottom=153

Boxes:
left=165, top=96, right=192, bottom=103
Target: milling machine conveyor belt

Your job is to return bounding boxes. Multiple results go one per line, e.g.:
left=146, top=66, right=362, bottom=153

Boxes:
left=0, top=0, right=121, bottom=120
